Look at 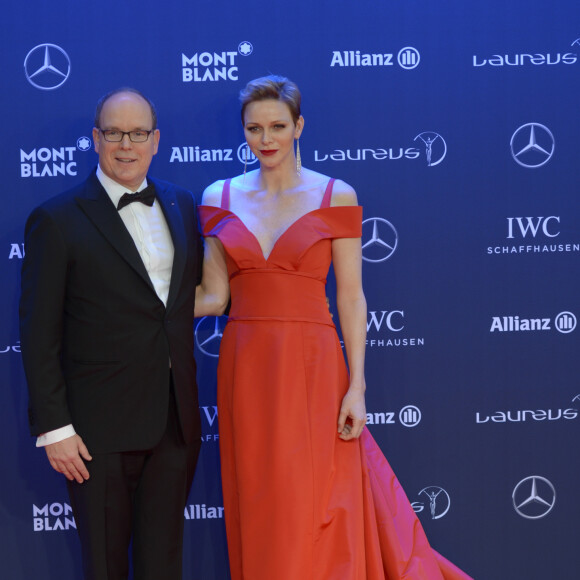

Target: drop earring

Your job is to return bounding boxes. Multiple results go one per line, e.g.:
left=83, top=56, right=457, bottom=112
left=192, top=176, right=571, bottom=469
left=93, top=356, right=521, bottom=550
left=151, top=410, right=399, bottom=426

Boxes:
left=243, top=143, right=249, bottom=181
left=296, top=139, right=302, bottom=176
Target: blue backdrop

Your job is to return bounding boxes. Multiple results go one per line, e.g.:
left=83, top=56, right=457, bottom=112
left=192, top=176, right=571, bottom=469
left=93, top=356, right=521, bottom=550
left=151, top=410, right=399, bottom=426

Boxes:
left=2, top=1, right=579, bottom=578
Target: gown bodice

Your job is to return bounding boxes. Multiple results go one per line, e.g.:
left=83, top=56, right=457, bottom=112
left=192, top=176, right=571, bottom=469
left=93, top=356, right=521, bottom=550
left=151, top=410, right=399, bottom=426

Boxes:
left=199, top=179, right=362, bottom=324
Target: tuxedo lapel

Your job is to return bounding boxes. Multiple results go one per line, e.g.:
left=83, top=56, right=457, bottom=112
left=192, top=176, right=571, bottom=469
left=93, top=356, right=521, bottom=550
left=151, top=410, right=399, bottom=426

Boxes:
left=75, top=174, right=156, bottom=294
left=154, top=180, right=187, bottom=312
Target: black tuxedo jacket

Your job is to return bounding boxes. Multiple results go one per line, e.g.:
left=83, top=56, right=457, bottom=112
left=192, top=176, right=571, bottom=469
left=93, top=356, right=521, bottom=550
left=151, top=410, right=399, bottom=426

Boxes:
left=19, top=171, right=203, bottom=454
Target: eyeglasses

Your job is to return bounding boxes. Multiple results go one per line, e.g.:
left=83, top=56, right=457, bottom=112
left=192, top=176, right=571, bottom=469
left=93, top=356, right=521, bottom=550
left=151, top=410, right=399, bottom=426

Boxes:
left=99, top=129, right=154, bottom=143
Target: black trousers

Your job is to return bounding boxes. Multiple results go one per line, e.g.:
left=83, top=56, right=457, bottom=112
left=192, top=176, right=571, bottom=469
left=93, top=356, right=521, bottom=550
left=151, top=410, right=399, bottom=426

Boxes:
left=67, top=385, right=201, bottom=580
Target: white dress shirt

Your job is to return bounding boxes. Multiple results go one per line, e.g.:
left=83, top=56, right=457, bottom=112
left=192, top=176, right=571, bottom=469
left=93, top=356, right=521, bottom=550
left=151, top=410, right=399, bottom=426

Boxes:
left=37, top=166, right=174, bottom=447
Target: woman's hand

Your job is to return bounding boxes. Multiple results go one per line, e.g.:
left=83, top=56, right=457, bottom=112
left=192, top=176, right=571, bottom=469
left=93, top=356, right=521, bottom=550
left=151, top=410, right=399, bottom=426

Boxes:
left=337, top=385, right=366, bottom=440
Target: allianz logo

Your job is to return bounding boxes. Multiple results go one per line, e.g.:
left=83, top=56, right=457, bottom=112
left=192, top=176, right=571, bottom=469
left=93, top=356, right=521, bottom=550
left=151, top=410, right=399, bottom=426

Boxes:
left=476, top=407, right=578, bottom=424
left=169, top=146, right=234, bottom=163
left=184, top=503, right=224, bottom=520
left=8, top=243, right=24, bottom=259
left=490, top=312, right=576, bottom=334
left=366, top=405, right=421, bottom=427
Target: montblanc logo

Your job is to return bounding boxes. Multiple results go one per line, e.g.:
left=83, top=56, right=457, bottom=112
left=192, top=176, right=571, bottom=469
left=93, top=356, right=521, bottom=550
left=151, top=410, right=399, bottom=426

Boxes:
left=476, top=397, right=578, bottom=424
left=366, top=404, right=422, bottom=427
left=20, top=137, right=92, bottom=178
left=490, top=312, right=576, bottom=334
left=314, top=131, right=446, bottom=166
left=366, top=309, right=425, bottom=348
left=182, top=41, right=253, bottom=82
left=33, top=502, right=76, bottom=532
left=486, top=216, right=580, bottom=255
left=473, top=38, right=577, bottom=68
left=330, top=47, right=420, bottom=70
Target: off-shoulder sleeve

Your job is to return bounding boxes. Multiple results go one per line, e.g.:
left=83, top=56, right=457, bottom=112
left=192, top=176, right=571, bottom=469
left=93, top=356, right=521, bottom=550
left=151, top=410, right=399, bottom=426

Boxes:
left=198, top=205, right=234, bottom=236
left=314, top=206, right=362, bottom=239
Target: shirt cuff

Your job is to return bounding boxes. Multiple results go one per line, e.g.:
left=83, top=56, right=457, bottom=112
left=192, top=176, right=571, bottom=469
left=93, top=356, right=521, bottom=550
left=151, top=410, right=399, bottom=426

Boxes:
left=36, top=425, right=76, bottom=447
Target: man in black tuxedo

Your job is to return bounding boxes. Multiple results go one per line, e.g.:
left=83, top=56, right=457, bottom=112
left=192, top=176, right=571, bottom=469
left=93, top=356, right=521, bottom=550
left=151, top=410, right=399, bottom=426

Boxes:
left=19, top=88, right=203, bottom=580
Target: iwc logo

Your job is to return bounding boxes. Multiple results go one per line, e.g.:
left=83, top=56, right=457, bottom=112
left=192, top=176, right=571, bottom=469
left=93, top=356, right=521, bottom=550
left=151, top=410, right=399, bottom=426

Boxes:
left=512, top=476, right=556, bottom=519
left=486, top=216, right=580, bottom=255
left=24, top=44, right=71, bottom=90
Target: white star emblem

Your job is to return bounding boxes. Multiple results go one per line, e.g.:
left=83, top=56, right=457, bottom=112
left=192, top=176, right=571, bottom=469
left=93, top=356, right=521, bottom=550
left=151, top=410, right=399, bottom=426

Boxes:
left=77, top=137, right=92, bottom=151
left=238, top=42, right=253, bottom=56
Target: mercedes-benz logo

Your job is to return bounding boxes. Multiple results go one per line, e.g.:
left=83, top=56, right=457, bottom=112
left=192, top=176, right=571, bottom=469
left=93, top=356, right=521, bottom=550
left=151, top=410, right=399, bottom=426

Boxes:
left=512, top=475, right=556, bottom=519
left=399, top=405, right=421, bottom=427
left=414, top=132, right=447, bottom=166
left=194, top=316, right=228, bottom=358
left=237, top=142, right=258, bottom=166
left=361, top=217, right=398, bottom=263
left=418, top=486, right=451, bottom=519
left=510, top=123, right=555, bottom=168
left=555, top=311, right=576, bottom=334
left=24, top=44, right=71, bottom=91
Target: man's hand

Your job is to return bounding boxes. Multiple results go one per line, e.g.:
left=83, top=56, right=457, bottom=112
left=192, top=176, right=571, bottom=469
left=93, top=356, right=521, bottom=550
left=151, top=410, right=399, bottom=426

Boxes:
left=45, top=435, right=92, bottom=483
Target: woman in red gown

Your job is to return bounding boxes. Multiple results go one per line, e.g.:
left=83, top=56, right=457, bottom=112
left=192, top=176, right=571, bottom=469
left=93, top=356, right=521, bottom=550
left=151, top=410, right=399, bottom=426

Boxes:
left=195, top=75, right=473, bottom=580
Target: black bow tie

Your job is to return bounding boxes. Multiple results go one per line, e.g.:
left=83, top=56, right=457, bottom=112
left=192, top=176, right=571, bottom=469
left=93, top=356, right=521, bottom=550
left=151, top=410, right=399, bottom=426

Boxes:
left=117, top=184, right=156, bottom=210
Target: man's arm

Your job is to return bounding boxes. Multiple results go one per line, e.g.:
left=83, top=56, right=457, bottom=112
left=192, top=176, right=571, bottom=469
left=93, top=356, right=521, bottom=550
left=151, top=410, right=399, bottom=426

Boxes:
left=19, top=206, right=92, bottom=482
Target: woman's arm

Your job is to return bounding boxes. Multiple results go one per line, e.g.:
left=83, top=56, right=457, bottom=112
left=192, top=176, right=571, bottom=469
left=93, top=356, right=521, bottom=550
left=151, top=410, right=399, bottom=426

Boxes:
left=194, top=236, right=230, bottom=317
left=331, top=182, right=368, bottom=440
left=194, top=182, right=231, bottom=317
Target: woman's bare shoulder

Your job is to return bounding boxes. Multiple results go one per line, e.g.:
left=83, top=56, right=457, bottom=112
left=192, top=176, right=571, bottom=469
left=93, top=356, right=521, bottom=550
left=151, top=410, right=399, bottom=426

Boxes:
left=201, top=179, right=227, bottom=207
left=329, top=178, right=358, bottom=207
